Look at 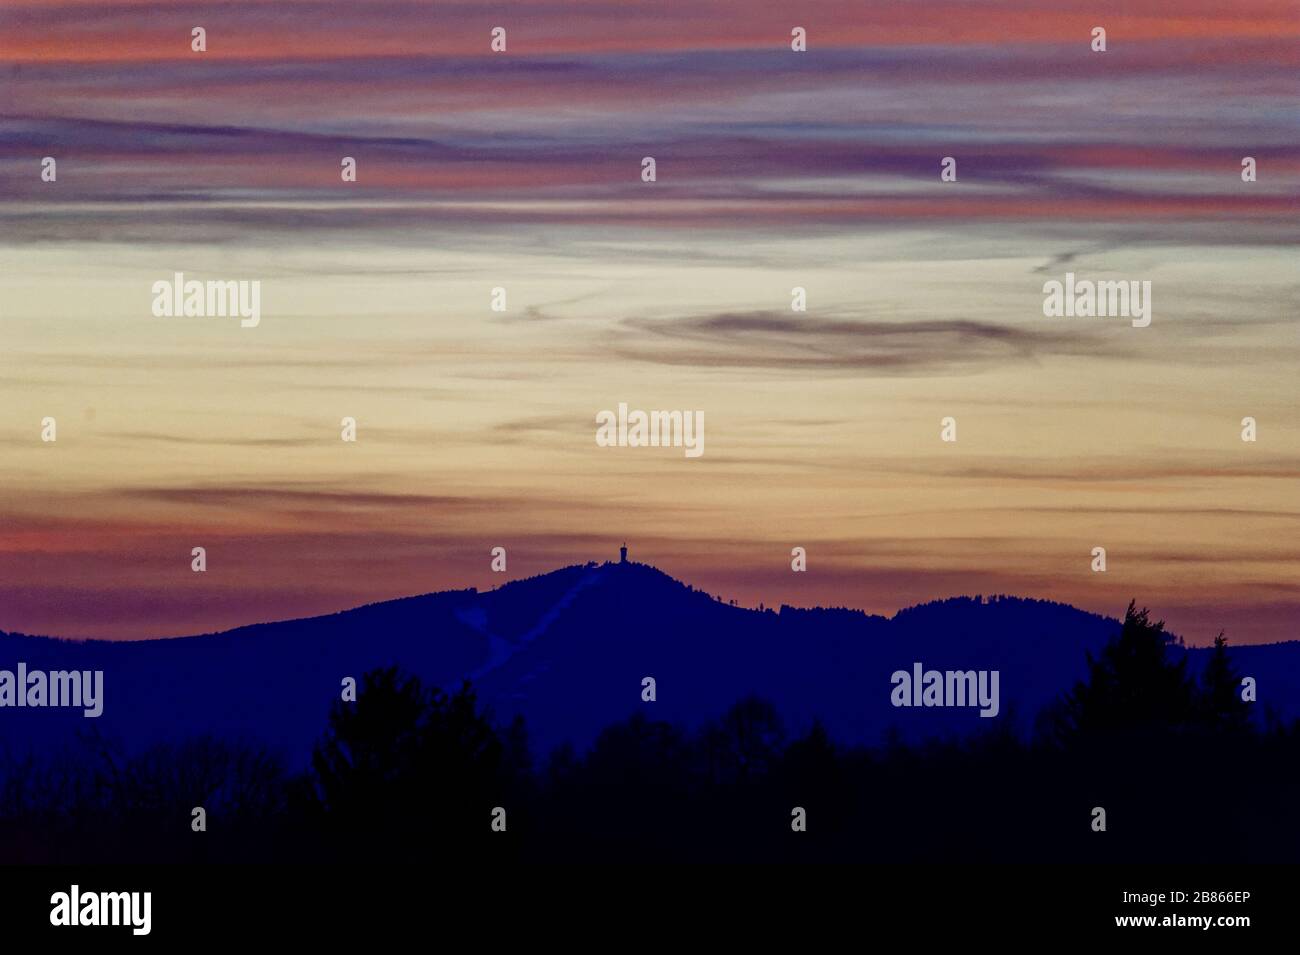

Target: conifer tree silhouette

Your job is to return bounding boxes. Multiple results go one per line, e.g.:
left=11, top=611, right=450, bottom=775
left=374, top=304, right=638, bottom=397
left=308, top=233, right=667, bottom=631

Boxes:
left=1198, top=632, right=1252, bottom=736
left=1058, top=601, right=1196, bottom=742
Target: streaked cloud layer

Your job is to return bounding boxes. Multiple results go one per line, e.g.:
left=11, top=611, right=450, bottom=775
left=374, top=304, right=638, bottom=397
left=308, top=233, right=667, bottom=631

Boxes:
left=1, top=1, right=1296, bottom=641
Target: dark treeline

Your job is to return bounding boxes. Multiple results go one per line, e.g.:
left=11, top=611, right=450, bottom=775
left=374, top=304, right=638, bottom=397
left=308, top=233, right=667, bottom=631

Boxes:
left=2, top=603, right=1297, bottom=864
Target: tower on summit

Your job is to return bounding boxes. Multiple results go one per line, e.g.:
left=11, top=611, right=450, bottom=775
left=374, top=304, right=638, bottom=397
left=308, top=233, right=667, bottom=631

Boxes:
left=620, top=542, right=628, bottom=563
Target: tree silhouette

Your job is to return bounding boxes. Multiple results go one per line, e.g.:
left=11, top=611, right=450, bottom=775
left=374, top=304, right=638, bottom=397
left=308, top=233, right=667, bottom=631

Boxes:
left=701, top=696, right=786, bottom=784
left=309, top=667, right=505, bottom=859
left=1198, top=632, right=1252, bottom=736
left=4, top=602, right=1298, bottom=865
left=1057, top=601, right=1196, bottom=742
left=584, top=712, right=691, bottom=790
left=776, top=720, right=851, bottom=830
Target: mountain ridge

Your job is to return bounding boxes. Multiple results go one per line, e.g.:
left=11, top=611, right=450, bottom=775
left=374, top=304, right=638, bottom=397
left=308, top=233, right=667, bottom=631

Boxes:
left=2, top=559, right=1296, bottom=768
left=0, top=558, right=1229, bottom=646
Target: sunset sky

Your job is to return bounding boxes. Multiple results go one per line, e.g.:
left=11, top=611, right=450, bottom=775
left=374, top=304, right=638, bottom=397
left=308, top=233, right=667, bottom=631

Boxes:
left=1, top=0, right=1297, bottom=642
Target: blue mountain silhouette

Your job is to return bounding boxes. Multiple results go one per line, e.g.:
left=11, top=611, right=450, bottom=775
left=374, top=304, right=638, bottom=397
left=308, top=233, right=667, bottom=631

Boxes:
left=2, top=559, right=1295, bottom=767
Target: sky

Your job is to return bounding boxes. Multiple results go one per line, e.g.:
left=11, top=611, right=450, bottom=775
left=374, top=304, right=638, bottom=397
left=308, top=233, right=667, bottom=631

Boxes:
left=1, top=0, right=1297, bottom=642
